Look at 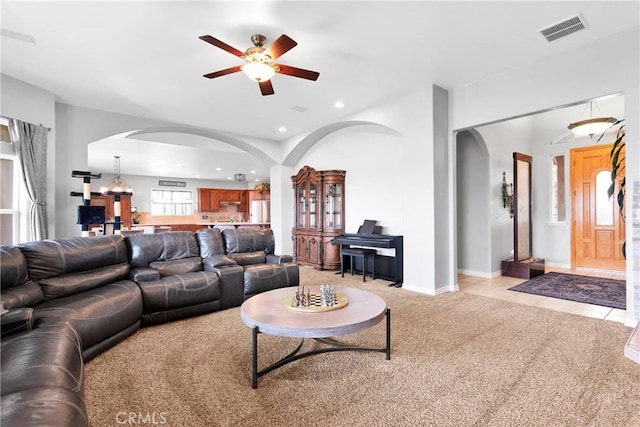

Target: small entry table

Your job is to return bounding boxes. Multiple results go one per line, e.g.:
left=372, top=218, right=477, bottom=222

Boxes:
left=240, top=286, right=390, bottom=388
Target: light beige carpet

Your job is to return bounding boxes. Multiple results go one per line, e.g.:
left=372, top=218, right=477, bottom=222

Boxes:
left=85, top=268, right=640, bottom=426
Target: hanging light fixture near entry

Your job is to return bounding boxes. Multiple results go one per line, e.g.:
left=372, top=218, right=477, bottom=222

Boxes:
left=568, top=102, right=617, bottom=137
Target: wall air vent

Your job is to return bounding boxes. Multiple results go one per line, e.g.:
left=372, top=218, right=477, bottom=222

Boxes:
left=538, top=14, right=587, bottom=42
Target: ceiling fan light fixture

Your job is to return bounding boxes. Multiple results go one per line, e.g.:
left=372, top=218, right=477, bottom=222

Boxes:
left=568, top=117, right=617, bottom=136
left=241, top=61, right=275, bottom=82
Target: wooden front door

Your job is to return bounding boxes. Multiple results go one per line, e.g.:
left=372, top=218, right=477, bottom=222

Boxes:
left=571, top=144, right=625, bottom=271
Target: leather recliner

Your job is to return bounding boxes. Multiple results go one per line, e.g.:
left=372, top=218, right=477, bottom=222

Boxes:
left=198, top=228, right=299, bottom=300
left=0, top=247, right=89, bottom=427
left=17, top=235, right=143, bottom=361
left=125, top=231, right=222, bottom=325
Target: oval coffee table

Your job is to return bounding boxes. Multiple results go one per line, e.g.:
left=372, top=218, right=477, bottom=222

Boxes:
left=241, top=286, right=391, bottom=388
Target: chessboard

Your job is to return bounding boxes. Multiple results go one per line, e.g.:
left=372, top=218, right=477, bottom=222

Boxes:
left=283, top=292, right=349, bottom=313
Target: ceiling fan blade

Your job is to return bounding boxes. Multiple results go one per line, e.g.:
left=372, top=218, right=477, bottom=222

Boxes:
left=259, top=80, right=275, bottom=96
left=203, top=65, right=242, bottom=79
left=275, top=64, right=320, bottom=81
left=199, top=35, right=244, bottom=57
left=264, top=34, right=297, bottom=60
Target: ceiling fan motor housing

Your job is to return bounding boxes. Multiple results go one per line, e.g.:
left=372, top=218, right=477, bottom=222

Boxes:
left=250, top=34, right=267, bottom=47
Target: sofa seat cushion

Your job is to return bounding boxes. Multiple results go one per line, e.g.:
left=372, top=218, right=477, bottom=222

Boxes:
left=1, top=387, right=89, bottom=427
left=1, top=323, right=83, bottom=396
left=243, top=263, right=300, bottom=298
left=137, top=271, right=221, bottom=313
left=228, top=251, right=266, bottom=266
left=149, top=257, right=203, bottom=277
left=33, top=280, right=143, bottom=351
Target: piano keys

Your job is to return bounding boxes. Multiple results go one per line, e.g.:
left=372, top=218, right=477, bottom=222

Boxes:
left=332, top=230, right=404, bottom=287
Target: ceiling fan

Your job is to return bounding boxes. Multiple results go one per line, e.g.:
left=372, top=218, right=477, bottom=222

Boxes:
left=199, top=33, right=320, bottom=96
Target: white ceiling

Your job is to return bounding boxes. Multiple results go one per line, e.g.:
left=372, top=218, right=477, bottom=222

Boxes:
left=2, top=1, right=637, bottom=179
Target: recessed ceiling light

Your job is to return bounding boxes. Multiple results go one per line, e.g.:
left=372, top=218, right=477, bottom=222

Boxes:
left=195, top=174, right=200, bottom=178
left=250, top=170, right=256, bottom=174
left=278, top=126, right=287, bottom=132
left=175, top=163, right=181, bottom=167
left=255, top=179, right=260, bottom=182
left=227, top=177, right=232, bottom=180
left=215, top=167, right=222, bottom=171
left=334, top=101, right=345, bottom=109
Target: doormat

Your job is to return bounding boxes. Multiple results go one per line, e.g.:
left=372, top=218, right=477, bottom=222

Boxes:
left=508, top=272, right=626, bottom=310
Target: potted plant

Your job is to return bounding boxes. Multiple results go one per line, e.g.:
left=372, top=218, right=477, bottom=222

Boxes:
left=598, top=119, right=625, bottom=257
left=255, top=182, right=270, bottom=193
left=131, top=207, right=141, bottom=224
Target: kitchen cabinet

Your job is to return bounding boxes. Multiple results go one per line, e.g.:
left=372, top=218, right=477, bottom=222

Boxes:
left=291, top=166, right=345, bottom=270
left=197, top=188, right=219, bottom=212
left=90, top=194, right=132, bottom=228
left=198, top=188, right=246, bottom=213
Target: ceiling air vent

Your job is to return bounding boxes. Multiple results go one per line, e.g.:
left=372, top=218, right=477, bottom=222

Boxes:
left=538, top=14, right=587, bottom=42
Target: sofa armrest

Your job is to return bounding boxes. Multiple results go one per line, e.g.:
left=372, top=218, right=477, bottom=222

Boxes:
left=266, top=254, right=293, bottom=264
left=1, top=307, right=34, bottom=338
left=203, top=254, right=238, bottom=270
left=130, top=267, right=160, bottom=282
left=207, top=265, right=245, bottom=309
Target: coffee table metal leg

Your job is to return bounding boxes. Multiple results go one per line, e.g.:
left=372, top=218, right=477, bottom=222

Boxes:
left=251, top=326, right=258, bottom=389
left=250, top=309, right=391, bottom=388
left=386, top=308, right=391, bottom=360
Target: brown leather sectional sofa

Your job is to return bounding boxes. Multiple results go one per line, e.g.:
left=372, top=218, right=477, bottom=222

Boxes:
left=0, top=227, right=298, bottom=426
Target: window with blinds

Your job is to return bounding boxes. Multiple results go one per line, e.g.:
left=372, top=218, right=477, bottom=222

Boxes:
left=150, top=189, right=193, bottom=215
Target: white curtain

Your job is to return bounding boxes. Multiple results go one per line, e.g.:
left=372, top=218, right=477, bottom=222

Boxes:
left=8, top=119, right=49, bottom=241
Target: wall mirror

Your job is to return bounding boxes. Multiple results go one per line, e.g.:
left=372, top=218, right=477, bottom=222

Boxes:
left=513, top=152, right=533, bottom=261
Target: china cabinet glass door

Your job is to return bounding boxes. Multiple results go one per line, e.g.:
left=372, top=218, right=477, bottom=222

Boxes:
left=298, top=185, right=306, bottom=228
left=324, top=183, right=342, bottom=229
left=309, top=183, right=317, bottom=228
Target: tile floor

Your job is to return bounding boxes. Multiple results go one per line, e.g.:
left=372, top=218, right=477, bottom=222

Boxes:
left=457, top=267, right=627, bottom=323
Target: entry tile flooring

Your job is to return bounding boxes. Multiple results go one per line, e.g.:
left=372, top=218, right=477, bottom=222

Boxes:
left=458, top=267, right=626, bottom=323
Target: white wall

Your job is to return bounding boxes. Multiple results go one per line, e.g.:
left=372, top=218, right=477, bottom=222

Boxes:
left=456, top=130, right=491, bottom=276
left=289, top=87, right=439, bottom=293
left=451, top=27, right=640, bottom=325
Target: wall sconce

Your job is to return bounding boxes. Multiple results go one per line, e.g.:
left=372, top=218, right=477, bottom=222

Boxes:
left=502, top=171, right=514, bottom=218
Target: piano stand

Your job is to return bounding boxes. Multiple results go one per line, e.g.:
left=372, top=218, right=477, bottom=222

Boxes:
left=341, top=248, right=376, bottom=282
left=331, top=228, right=403, bottom=287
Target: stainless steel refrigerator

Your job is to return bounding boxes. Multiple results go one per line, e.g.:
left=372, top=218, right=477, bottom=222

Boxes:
left=250, top=200, right=270, bottom=223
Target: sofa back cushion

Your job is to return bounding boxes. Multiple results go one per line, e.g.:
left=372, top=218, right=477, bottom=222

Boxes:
left=126, top=231, right=200, bottom=267
left=0, top=246, right=44, bottom=309
left=38, top=263, right=130, bottom=300
left=196, top=228, right=226, bottom=258
left=18, top=235, right=130, bottom=300
left=222, top=228, right=275, bottom=255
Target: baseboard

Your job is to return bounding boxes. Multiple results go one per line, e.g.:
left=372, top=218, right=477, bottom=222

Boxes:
left=401, top=283, right=435, bottom=295
left=625, top=322, right=640, bottom=365
left=456, top=268, right=495, bottom=279
left=545, top=261, right=571, bottom=269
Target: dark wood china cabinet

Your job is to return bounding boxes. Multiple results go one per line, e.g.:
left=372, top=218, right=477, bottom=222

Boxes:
left=291, top=165, right=346, bottom=270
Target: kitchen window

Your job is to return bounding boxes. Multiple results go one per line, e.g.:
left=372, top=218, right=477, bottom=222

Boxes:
left=151, top=189, right=193, bottom=215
